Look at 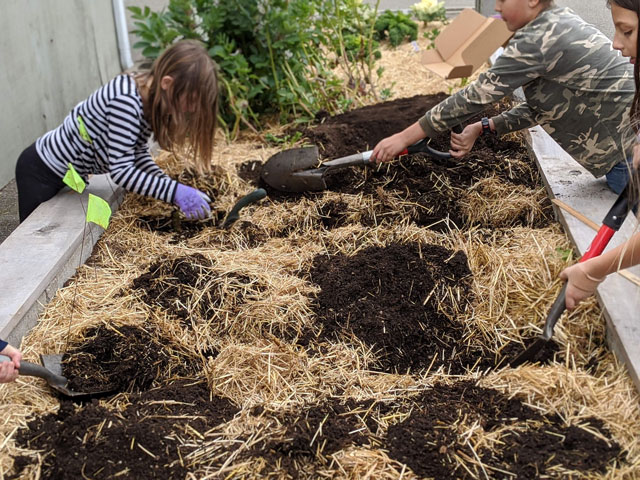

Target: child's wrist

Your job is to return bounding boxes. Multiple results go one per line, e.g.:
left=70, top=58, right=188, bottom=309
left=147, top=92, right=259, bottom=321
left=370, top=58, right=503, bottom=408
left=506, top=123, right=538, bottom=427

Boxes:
left=578, top=262, right=605, bottom=283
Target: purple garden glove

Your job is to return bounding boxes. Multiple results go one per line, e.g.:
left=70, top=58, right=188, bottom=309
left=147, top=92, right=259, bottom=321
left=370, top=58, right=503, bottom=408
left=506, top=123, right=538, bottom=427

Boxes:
left=174, top=183, right=212, bottom=220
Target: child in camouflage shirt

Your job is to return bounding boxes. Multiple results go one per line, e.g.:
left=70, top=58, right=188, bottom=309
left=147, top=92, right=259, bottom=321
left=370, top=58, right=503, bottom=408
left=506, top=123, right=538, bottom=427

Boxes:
left=372, top=0, right=635, bottom=193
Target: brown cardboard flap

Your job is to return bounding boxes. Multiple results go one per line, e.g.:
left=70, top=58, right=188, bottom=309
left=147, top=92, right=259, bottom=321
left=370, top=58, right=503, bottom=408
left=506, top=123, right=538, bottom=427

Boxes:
left=434, top=9, right=486, bottom=61
left=423, top=61, right=474, bottom=80
left=461, top=19, right=512, bottom=69
left=421, top=8, right=513, bottom=79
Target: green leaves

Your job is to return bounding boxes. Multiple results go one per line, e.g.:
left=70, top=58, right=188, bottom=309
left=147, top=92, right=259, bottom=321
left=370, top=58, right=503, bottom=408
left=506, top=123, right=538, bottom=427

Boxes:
left=374, top=10, right=418, bottom=47
left=128, top=0, right=385, bottom=136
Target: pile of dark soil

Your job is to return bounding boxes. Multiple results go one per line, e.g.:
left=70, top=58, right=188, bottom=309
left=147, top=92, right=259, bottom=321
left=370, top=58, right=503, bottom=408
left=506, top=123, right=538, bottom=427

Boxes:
left=248, top=399, right=378, bottom=476
left=62, top=324, right=193, bottom=394
left=385, top=380, right=622, bottom=479
left=131, top=254, right=259, bottom=326
left=300, top=93, right=450, bottom=158
left=304, top=242, right=479, bottom=373
left=11, top=380, right=238, bottom=480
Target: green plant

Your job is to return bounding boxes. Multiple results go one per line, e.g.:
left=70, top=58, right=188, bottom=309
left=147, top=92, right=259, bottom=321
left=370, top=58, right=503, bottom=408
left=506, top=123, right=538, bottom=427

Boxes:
left=129, top=0, right=383, bottom=138
left=411, top=0, right=447, bottom=25
left=556, top=247, right=574, bottom=262
left=423, top=27, right=440, bottom=50
left=373, top=10, right=418, bottom=47
left=447, top=77, right=470, bottom=95
left=264, top=131, right=304, bottom=148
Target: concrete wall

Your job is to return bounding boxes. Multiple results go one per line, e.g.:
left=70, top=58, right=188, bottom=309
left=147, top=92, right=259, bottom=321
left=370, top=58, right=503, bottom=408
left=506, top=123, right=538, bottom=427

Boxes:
left=0, top=1, right=122, bottom=189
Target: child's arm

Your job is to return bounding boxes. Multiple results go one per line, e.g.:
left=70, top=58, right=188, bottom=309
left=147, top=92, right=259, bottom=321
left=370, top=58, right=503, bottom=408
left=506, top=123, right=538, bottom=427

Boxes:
left=419, top=36, right=546, bottom=140
left=450, top=103, right=539, bottom=158
left=106, top=96, right=178, bottom=203
left=373, top=31, right=546, bottom=163
left=133, top=145, right=170, bottom=179
left=560, top=231, right=640, bottom=309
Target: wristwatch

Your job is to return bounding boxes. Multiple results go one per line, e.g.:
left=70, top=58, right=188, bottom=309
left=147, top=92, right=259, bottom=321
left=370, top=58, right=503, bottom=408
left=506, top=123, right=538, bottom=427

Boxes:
left=480, top=117, right=492, bottom=136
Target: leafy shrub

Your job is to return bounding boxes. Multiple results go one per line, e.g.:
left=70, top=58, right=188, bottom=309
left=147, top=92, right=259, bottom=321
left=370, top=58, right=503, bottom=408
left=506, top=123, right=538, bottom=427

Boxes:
left=373, top=10, right=418, bottom=47
left=129, top=0, right=383, bottom=136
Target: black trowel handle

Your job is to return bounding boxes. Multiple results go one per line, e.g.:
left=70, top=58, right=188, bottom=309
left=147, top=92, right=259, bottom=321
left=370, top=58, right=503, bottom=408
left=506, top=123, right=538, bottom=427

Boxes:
left=541, top=284, right=567, bottom=340
left=401, top=125, right=463, bottom=160
left=222, top=188, right=267, bottom=229
left=402, top=140, right=451, bottom=160
left=0, top=355, right=67, bottom=384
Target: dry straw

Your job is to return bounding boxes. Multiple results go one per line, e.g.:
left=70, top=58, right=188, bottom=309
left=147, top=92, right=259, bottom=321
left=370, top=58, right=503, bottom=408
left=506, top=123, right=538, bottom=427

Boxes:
left=0, top=24, right=639, bottom=480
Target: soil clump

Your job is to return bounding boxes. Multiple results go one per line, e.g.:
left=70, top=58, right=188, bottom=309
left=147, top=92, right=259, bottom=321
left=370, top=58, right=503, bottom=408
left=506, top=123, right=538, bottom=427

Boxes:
left=304, top=242, right=479, bottom=373
left=385, top=380, right=622, bottom=479
left=62, top=324, right=192, bottom=394
left=137, top=210, right=225, bottom=241
left=247, top=398, right=378, bottom=477
left=10, top=380, right=238, bottom=480
left=131, top=254, right=259, bottom=327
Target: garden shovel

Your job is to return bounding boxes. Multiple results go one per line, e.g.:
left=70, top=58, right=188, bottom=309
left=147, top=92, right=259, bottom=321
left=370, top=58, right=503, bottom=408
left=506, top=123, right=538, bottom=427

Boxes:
left=510, top=184, right=632, bottom=367
left=0, top=354, right=110, bottom=398
left=261, top=138, right=454, bottom=193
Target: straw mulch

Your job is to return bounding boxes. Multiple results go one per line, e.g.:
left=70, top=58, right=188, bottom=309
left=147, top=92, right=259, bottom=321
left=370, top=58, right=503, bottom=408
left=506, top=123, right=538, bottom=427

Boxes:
left=1, top=27, right=639, bottom=480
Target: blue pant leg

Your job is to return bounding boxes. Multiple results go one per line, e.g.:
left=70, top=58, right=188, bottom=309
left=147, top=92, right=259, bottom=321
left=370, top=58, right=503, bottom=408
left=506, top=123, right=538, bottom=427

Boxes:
left=605, top=158, right=633, bottom=194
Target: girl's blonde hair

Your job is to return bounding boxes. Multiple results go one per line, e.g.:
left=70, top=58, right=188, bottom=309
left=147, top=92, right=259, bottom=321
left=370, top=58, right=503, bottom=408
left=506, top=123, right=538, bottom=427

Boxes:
left=142, top=40, right=219, bottom=172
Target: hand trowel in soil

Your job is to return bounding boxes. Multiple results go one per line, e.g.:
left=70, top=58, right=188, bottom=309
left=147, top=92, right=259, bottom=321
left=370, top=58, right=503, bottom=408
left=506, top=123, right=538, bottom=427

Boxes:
left=510, top=184, right=632, bottom=367
left=261, top=129, right=461, bottom=193
left=222, top=188, right=267, bottom=229
left=0, top=354, right=111, bottom=398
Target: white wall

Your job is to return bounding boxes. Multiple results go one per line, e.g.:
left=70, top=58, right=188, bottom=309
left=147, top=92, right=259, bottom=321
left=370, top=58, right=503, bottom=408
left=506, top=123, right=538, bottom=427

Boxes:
left=0, top=1, right=122, bottom=189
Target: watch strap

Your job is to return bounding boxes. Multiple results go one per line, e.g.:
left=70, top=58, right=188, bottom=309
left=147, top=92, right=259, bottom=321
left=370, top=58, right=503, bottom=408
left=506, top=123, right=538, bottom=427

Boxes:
left=481, top=117, right=491, bottom=136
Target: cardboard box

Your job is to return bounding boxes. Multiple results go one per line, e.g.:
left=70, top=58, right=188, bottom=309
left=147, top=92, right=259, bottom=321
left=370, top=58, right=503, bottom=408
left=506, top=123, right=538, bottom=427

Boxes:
left=421, top=9, right=513, bottom=79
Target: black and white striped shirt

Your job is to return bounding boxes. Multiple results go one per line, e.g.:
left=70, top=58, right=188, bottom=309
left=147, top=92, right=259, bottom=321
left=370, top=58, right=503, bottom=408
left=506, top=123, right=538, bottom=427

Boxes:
left=36, top=74, right=177, bottom=203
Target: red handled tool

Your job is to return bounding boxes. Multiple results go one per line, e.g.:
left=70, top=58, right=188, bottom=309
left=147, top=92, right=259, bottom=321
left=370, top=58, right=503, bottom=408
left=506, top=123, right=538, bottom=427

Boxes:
left=510, top=185, right=631, bottom=367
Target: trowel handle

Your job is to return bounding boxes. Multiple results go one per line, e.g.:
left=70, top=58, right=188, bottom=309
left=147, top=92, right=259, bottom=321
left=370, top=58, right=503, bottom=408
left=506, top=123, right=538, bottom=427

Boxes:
left=322, top=152, right=373, bottom=168
left=228, top=188, right=267, bottom=215
left=0, top=355, right=67, bottom=384
left=541, top=284, right=567, bottom=340
left=401, top=139, right=452, bottom=160
left=602, top=183, right=631, bottom=231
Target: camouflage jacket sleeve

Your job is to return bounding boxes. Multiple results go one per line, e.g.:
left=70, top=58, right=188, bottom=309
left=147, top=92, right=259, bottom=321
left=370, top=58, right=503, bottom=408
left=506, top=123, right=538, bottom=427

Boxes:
left=491, top=102, right=537, bottom=133
left=418, top=27, right=547, bottom=138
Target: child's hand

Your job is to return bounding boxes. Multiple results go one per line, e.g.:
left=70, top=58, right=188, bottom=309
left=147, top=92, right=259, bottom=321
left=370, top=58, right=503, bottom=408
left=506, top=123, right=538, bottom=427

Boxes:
left=371, top=133, right=409, bottom=164
left=0, top=344, right=21, bottom=383
left=450, top=122, right=482, bottom=158
left=174, top=183, right=212, bottom=220
left=559, top=263, right=605, bottom=310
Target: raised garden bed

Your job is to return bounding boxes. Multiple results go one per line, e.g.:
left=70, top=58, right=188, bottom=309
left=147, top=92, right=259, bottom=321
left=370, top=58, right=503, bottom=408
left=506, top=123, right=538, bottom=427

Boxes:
left=1, top=92, right=638, bottom=479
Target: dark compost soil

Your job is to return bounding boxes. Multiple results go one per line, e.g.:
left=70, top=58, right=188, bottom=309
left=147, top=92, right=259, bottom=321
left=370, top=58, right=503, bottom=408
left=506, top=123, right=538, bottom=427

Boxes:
left=240, top=95, right=551, bottom=231
left=62, top=324, right=194, bottom=394
left=302, top=241, right=482, bottom=373
left=247, top=399, right=377, bottom=477
left=242, top=381, right=622, bottom=480
left=385, top=380, right=623, bottom=479
left=130, top=253, right=260, bottom=328
left=11, top=380, right=238, bottom=480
